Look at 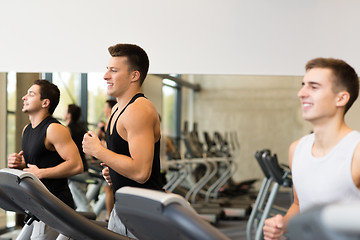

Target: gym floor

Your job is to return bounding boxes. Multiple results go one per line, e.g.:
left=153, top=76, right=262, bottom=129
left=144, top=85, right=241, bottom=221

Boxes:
left=217, top=191, right=292, bottom=239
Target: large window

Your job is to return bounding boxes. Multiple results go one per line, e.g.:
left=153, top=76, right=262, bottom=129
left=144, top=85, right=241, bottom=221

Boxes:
left=5, top=72, right=183, bottom=154
left=6, top=72, right=16, bottom=228
left=162, top=78, right=181, bottom=138
left=42, top=72, right=108, bottom=132
left=87, top=73, right=108, bottom=131
left=51, top=72, right=82, bottom=122
left=6, top=72, right=16, bottom=160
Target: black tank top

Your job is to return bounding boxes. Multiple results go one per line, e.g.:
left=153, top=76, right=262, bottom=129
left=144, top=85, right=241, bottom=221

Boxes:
left=22, top=116, right=75, bottom=208
left=106, top=93, right=163, bottom=193
left=68, top=121, right=88, bottom=171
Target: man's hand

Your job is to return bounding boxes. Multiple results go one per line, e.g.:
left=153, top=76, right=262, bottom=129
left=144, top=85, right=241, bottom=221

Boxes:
left=8, top=150, right=25, bottom=169
left=82, top=131, right=103, bottom=158
left=24, top=164, right=44, bottom=179
left=101, top=162, right=112, bottom=186
left=263, top=214, right=285, bottom=240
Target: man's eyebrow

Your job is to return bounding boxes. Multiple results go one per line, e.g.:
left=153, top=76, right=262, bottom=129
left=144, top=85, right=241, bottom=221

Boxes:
left=302, top=81, right=321, bottom=86
left=308, top=81, right=321, bottom=86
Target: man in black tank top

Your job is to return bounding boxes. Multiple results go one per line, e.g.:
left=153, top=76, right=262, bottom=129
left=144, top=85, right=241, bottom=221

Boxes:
left=65, top=104, right=93, bottom=212
left=8, top=80, right=83, bottom=239
left=83, top=44, right=163, bottom=239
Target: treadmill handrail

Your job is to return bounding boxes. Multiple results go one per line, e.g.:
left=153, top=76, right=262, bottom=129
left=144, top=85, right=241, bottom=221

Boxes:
left=118, top=186, right=197, bottom=214
left=0, top=168, right=47, bottom=189
left=255, top=150, right=271, bottom=179
left=321, top=202, right=360, bottom=233
left=116, top=186, right=230, bottom=240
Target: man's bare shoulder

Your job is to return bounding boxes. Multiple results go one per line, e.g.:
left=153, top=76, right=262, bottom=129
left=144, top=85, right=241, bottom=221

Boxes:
left=125, top=97, right=158, bottom=118
left=352, top=140, right=360, bottom=165
left=288, top=138, right=302, bottom=168
left=46, top=123, right=71, bottom=142
left=289, top=138, right=301, bottom=152
left=47, top=122, right=67, bottom=131
left=351, top=140, right=360, bottom=188
left=133, top=97, right=156, bottom=108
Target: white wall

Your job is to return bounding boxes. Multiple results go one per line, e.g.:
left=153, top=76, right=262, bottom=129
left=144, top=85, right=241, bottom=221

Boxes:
left=1, top=0, right=360, bottom=75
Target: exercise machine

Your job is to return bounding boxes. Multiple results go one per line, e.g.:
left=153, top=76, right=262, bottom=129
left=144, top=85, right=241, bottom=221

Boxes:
left=0, top=168, right=132, bottom=240
left=0, top=168, right=233, bottom=240
left=115, top=186, right=230, bottom=240
left=287, top=202, right=360, bottom=240
left=246, top=150, right=292, bottom=240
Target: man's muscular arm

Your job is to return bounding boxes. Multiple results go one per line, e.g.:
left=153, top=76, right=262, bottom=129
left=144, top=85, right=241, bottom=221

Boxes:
left=83, top=99, right=158, bottom=183
left=24, top=123, right=83, bottom=179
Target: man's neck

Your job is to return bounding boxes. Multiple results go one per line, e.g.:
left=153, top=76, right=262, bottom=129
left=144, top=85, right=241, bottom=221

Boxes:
left=311, top=118, right=351, bottom=157
left=28, top=112, right=51, bottom=128
left=116, top=88, right=142, bottom=111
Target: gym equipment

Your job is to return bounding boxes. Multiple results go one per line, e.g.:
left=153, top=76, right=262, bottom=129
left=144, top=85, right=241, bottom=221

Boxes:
left=176, top=122, right=256, bottom=222
left=164, top=159, right=189, bottom=192
left=0, top=186, right=24, bottom=213
left=0, top=168, right=133, bottom=240
left=287, top=202, right=360, bottom=240
left=0, top=168, right=231, bottom=240
left=246, top=150, right=292, bottom=240
left=69, top=160, right=110, bottom=216
left=86, top=162, right=109, bottom=216
left=68, top=171, right=99, bottom=213
left=182, top=121, right=203, bottom=159
left=0, top=183, right=34, bottom=240
left=115, top=186, right=230, bottom=240
left=165, top=158, right=225, bottom=224
left=246, top=150, right=273, bottom=240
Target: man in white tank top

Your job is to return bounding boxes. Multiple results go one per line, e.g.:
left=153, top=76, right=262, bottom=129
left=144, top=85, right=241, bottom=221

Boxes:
left=263, top=58, right=360, bottom=240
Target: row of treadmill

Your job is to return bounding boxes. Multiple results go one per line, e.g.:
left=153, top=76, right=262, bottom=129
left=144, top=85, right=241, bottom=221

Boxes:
left=165, top=122, right=258, bottom=225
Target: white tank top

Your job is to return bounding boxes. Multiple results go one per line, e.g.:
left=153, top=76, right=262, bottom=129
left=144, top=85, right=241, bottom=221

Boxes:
left=292, top=131, right=360, bottom=212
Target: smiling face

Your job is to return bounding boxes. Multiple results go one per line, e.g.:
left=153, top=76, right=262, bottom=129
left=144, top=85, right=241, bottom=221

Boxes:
left=297, top=68, right=345, bottom=123
left=103, top=56, right=134, bottom=98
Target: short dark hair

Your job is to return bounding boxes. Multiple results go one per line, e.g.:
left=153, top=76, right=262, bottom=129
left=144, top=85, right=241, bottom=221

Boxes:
left=108, top=43, right=149, bottom=86
left=306, top=58, right=359, bottom=113
left=106, top=99, right=117, bottom=108
left=67, top=104, right=81, bottom=122
left=33, top=79, right=60, bottom=115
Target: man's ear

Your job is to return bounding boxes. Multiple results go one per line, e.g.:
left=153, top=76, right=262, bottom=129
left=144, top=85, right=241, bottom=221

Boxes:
left=336, top=91, right=350, bottom=108
left=130, top=70, right=140, bottom=83
left=42, top=99, right=50, bottom=109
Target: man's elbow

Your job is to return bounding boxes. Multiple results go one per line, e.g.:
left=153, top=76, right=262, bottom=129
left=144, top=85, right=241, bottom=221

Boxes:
left=74, top=162, right=84, bottom=175
left=133, top=171, right=151, bottom=184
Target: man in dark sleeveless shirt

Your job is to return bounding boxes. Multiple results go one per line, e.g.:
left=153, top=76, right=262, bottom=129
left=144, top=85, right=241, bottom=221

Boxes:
left=65, top=104, right=92, bottom=212
left=8, top=80, right=83, bottom=239
left=82, top=44, right=162, bottom=238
